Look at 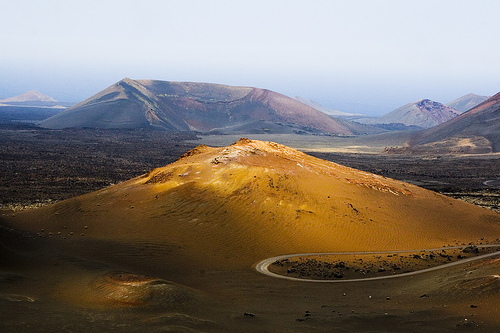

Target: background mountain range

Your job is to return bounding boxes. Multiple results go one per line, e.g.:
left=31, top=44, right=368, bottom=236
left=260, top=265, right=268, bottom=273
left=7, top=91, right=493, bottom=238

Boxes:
left=360, top=99, right=460, bottom=128
left=381, top=92, right=500, bottom=154
left=354, top=94, right=489, bottom=129
left=39, top=78, right=355, bottom=135
left=409, top=92, right=500, bottom=153
left=2, top=80, right=497, bottom=154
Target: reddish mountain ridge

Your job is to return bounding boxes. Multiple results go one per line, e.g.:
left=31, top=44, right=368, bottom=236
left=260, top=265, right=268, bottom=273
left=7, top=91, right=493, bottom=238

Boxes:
left=39, top=79, right=352, bottom=134
left=406, top=92, right=500, bottom=153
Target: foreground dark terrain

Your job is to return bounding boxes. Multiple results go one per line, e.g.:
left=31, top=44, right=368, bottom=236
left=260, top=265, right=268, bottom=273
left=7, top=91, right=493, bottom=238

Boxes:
left=0, top=124, right=197, bottom=210
left=1, top=129, right=500, bottom=333
left=1, top=125, right=498, bottom=212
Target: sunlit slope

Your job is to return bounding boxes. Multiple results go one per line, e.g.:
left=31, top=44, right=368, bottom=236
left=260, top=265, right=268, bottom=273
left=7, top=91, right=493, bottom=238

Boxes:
left=11, top=139, right=500, bottom=270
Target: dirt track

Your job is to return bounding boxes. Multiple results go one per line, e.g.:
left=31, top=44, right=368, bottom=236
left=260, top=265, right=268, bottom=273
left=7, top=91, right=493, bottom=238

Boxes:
left=255, top=245, right=500, bottom=283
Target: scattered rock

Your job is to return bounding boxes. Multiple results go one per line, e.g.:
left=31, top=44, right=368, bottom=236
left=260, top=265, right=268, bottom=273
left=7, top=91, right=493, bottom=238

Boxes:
left=462, top=245, right=479, bottom=254
left=456, top=318, right=477, bottom=327
left=334, top=261, right=346, bottom=268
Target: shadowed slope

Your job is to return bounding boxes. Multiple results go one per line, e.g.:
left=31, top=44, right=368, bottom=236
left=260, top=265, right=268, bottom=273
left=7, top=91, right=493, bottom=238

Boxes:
left=8, top=139, right=500, bottom=272
left=140, top=80, right=354, bottom=134
left=38, top=78, right=189, bottom=130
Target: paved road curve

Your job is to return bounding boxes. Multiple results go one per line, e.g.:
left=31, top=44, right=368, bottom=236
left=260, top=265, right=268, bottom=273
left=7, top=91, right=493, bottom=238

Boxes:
left=255, top=245, right=500, bottom=283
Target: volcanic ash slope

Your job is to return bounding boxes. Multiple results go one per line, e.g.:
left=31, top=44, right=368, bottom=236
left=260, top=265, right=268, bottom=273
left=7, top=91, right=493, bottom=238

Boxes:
left=12, top=139, right=500, bottom=271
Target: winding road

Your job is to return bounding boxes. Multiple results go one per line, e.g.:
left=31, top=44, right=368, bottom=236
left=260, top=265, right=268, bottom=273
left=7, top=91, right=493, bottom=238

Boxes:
left=483, top=179, right=500, bottom=188
left=255, top=245, right=500, bottom=283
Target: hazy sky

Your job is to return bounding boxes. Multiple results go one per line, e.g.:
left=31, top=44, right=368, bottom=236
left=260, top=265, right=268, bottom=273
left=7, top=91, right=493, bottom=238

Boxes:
left=1, top=0, right=499, bottom=115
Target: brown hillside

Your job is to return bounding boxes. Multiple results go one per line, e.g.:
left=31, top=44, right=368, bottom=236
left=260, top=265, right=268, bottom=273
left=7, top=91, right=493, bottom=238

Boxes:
left=40, top=79, right=352, bottom=134
left=2, top=139, right=500, bottom=332
left=38, top=78, right=190, bottom=130
left=8, top=139, right=500, bottom=272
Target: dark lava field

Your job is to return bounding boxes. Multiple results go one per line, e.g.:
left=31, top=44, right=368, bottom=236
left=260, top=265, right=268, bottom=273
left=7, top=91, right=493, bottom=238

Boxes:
left=1, top=124, right=499, bottom=213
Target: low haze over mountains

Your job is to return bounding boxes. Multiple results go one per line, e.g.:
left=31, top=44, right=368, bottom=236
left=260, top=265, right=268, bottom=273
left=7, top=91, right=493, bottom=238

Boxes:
left=0, top=90, right=73, bottom=108
left=445, top=93, right=490, bottom=113
left=4, top=80, right=495, bottom=148
left=39, top=78, right=354, bottom=135
left=0, top=90, right=58, bottom=104
left=0, top=90, right=71, bottom=124
left=294, top=96, right=360, bottom=117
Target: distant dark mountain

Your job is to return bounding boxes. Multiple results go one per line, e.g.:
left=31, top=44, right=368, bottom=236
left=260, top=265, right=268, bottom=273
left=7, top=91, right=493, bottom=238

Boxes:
left=39, top=79, right=352, bottom=135
left=0, top=90, right=58, bottom=103
left=40, top=78, right=189, bottom=131
left=446, top=93, right=490, bottom=113
left=361, top=99, right=460, bottom=129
